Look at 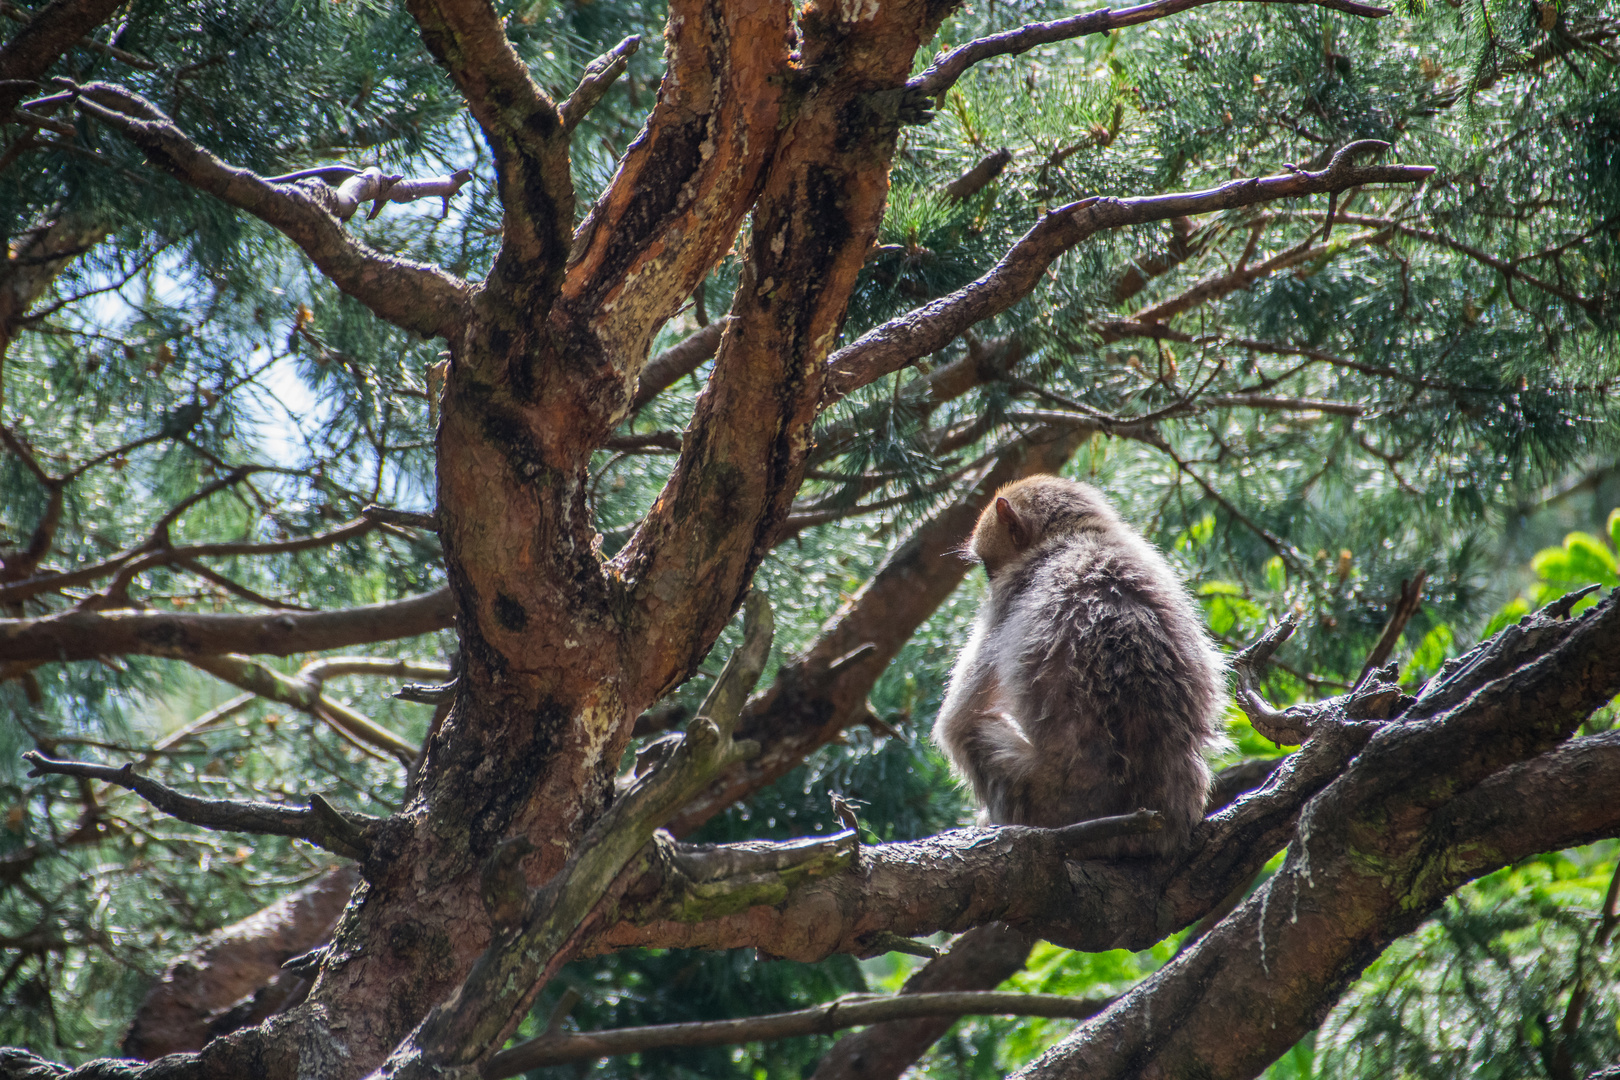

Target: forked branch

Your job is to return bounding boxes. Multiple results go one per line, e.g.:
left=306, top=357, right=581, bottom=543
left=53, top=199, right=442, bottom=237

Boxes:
left=909, top=0, right=1391, bottom=96
left=823, top=144, right=1432, bottom=408
left=402, top=0, right=574, bottom=299
left=62, top=82, right=471, bottom=339
left=23, top=751, right=378, bottom=858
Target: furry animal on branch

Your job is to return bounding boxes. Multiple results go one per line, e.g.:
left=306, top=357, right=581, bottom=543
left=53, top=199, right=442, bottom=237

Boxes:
left=932, top=476, right=1228, bottom=856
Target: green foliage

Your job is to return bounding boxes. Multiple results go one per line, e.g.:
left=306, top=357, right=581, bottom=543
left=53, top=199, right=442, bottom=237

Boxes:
left=1308, top=846, right=1620, bottom=1080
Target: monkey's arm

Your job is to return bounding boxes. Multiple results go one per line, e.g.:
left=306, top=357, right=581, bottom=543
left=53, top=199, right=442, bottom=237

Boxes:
left=932, top=624, right=1036, bottom=822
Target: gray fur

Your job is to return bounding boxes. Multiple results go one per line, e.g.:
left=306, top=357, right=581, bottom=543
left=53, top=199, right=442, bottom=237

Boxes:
left=932, top=477, right=1228, bottom=857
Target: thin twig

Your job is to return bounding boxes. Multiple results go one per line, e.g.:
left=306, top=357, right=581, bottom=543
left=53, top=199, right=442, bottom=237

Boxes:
left=22, top=751, right=375, bottom=858
left=1353, top=570, right=1426, bottom=689
left=489, top=991, right=1113, bottom=1075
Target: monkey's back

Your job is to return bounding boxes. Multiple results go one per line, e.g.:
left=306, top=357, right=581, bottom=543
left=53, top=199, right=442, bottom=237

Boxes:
left=984, top=528, right=1227, bottom=852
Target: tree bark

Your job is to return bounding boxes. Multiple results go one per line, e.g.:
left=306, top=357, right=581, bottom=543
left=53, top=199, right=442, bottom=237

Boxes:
left=122, top=868, right=357, bottom=1060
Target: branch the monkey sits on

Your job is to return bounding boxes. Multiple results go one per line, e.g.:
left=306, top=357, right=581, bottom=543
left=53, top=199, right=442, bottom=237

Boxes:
left=933, top=476, right=1229, bottom=856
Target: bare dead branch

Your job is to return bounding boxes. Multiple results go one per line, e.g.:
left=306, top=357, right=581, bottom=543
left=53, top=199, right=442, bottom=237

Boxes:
left=488, top=990, right=1110, bottom=1075
left=22, top=751, right=377, bottom=858
left=823, top=148, right=1432, bottom=407
left=908, top=0, right=1390, bottom=97
left=1229, top=617, right=1344, bottom=745
left=1353, top=570, right=1427, bottom=689
left=261, top=165, right=475, bottom=222
left=559, top=36, right=640, bottom=134
left=0, top=586, right=454, bottom=662
left=379, top=168, right=474, bottom=219
left=61, top=82, right=472, bottom=340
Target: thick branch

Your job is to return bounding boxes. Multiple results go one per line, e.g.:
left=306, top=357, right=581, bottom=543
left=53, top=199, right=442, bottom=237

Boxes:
left=23, top=752, right=377, bottom=858
left=558, top=0, right=788, bottom=392
left=0, top=587, right=454, bottom=662
left=601, top=0, right=960, bottom=718
left=823, top=147, right=1432, bottom=407
left=594, top=817, right=1222, bottom=960
left=66, top=83, right=471, bottom=339
left=123, top=866, right=359, bottom=1060
left=1015, top=592, right=1620, bottom=1080
left=810, top=759, right=1282, bottom=1080
left=402, top=0, right=573, bottom=303
left=608, top=595, right=1620, bottom=967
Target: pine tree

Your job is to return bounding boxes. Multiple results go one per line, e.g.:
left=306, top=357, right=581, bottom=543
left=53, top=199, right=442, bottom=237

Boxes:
left=0, top=0, right=1616, bottom=1076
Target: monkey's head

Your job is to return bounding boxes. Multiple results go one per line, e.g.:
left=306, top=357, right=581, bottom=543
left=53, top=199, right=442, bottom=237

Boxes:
left=970, top=475, right=1121, bottom=579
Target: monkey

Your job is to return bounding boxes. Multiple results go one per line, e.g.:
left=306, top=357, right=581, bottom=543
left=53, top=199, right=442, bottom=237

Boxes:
left=932, top=475, right=1228, bottom=857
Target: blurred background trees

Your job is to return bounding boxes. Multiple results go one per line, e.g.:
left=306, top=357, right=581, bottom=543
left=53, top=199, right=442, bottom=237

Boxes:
left=0, top=0, right=1615, bottom=1074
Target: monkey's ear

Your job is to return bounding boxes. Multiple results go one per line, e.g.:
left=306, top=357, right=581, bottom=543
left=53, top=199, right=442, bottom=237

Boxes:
left=995, top=497, right=1032, bottom=549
